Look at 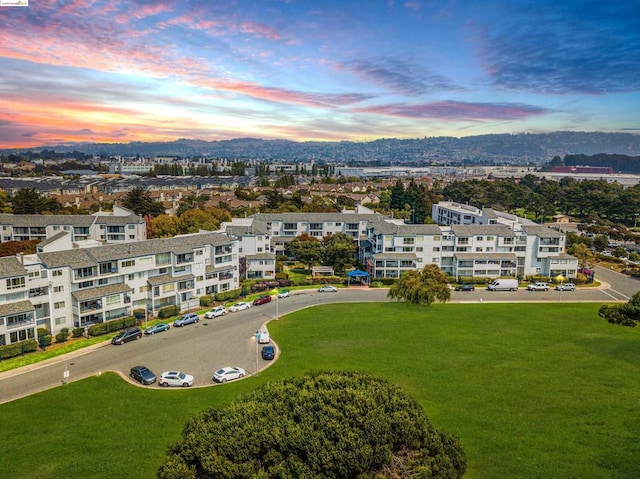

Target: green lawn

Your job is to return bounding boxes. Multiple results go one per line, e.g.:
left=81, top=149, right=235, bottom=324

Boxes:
left=1, top=302, right=639, bottom=479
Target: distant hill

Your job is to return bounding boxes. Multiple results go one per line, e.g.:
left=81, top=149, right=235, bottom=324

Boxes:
left=3, top=132, right=640, bottom=164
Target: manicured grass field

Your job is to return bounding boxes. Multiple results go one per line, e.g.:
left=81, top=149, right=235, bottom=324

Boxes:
left=1, top=302, right=638, bottom=478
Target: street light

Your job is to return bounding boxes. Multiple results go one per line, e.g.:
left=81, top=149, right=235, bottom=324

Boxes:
left=634, top=213, right=638, bottom=228
left=555, top=274, right=565, bottom=300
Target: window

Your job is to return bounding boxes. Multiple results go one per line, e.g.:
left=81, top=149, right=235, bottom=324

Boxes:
left=54, top=301, right=65, bottom=309
left=128, top=274, right=134, bottom=281
left=162, top=283, right=175, bottom=293
left=139, top=285, right=149, bottom=293
left=128, top=224, right=135, bottom=229
left=432, top=247, right=440, bottom=252
left=6, top=277, right=25, bottom=290
left=53, top=285, right=64, bottom=293
left=55, top=317, right=66, bottom=325
left=139, top=257, right=153, bottom=265
left=403, top=237, right=415, bottom=245
left=98, top=279, right=108, bottom=285
left=106, top=294, right=120, bottom=305
left=121, top=259, right=135, bottom=268
left=476, top=236, right=484, bottom=241
left=78, top=281, right=93, bottom=289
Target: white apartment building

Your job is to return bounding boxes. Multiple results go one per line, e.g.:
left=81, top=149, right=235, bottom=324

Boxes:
left=432, top=201, right=536, bottom=228
left=0, top=232, right=238, bottom=346
left=362, top=220, right=576, bottom=280
left=220, top=218, right=275, bottom=280
left=0, top=205, right=146, bottom=244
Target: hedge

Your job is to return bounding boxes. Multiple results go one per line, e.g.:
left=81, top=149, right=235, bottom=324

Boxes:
left=72, top=327, right=85, bottom=338
left=55, top=328, right=69, bottom=343
left=87, top=316, right=136, bottom=337
left=0, top=339, right=38, bottom=360
left=199, top=295, right=214, bottom=307
left=158, top=305, right=180, bottom=319
left=214, top=288, right=243, bottom=302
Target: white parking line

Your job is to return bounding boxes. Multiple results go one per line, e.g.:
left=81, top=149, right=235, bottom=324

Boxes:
left=600, top=288, right=629, bottom=301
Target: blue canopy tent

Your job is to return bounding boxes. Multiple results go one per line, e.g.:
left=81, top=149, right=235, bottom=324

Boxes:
left=347, top=269, right=370, bottom=286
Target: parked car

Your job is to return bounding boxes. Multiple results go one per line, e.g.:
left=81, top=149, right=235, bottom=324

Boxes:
left=130, top=365, right=156, bottom=385
left=144, top=323, right=170, bottom=335
left=261, top=345, right=275, bottom=360
left=173, top=313, right=199, bottom=327
left=213, top=366, right=247, bottom=383
left=555, top=282, right=576, bottom=291
left=527, top=282, right=550, bottom=291
left=318, top=285, right=338, bottom=293
left=204, top=306, right=227, bottom=319
left=158, top=371, right=194, bottom=387
left=111, top=328, right=142, bottom=345
left=454, top=284, right=475, bottom=291
left=229, top=302, right=251, bottom=312
left=253, top=295, right=272, bottom=306
left=277, top=289, right=290, bottom=298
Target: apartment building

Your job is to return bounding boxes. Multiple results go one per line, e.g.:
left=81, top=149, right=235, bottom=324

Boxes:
left=432, top=201, right=535, bottom=228
left=0, top=205, right=146, bottom=244
left=253, top=210, right=386, bottom=255
left=362, top=220, right=575, bottom=280
left=0, top=232, right=238, bottom=346
left=220, top=218, right=275, bottom=280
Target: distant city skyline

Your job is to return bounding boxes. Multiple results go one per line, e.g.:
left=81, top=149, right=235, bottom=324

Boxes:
left=1, top=0, right=639, bottom=148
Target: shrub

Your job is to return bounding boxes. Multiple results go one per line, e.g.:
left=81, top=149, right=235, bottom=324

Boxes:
left=72, top=327, right=85, bottom=338
left=87, top=317, right=137, bottom=336
left=55, top=328, right=69, bottom=343
left=158, top=305, right=180, bottom=319
left=214, top=288, right=243, bottom=302
left=158, top=371, right=466, bottom=479
left=199, top=295, right=213, bottom=307
left=37, top=328, right=52, bottom=348
left=0, top=339, right=38, bottom=360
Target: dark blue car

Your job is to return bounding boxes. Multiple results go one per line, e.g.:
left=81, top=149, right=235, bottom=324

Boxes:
left=261, top=345, right=275, bottom=360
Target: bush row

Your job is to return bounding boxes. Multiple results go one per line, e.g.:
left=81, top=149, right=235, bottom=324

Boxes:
left=158, top=305, right=180, bottom=319
left=0, top=339, right=38, bottom=360
left=214, top=288, right=244, bottom=302
left=87, top=316, right=136, bottom=336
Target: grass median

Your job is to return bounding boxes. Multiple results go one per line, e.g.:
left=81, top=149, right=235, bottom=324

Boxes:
left=1, top=302, right=638, bottom=478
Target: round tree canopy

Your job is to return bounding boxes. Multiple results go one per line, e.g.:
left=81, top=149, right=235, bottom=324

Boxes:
left=158, top=370, right=466, bottom=479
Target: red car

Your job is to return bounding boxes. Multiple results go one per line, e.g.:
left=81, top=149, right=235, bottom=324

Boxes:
left=253, top=295, right=272, bottom=306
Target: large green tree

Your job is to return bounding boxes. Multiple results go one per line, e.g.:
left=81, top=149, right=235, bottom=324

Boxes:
left=121, top=187, right=165, bottom=217
left=158, top=371, right=466, bottom=479
left=285, top=234, right=324, bottom=270
left=323, top=232, right=357, bottom=272
left=388, top=264, right=451, bottom=305
left=11, top=188, right=61, bottom=214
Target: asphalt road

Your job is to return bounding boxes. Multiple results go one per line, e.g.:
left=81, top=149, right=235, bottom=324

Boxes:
left=1, top=272, right=638, bottom=405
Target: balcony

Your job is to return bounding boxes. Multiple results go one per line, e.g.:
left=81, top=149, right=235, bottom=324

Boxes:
left=80, top=300, right=102, bottom=313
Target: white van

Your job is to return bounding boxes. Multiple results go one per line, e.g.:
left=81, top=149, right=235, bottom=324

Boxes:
left=256, top=327, right=270, bottom=344
left=487, top=279, right=519, bottom=291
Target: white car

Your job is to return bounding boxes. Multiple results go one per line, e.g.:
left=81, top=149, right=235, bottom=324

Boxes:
left=158, top=371, right=194, bottom=387
left=555, top=282, right=576, bottom=291
left=277, top=290, right=290, bottom=298
left=213, top=366, right=247, bottom=383
left=527, top=282, right=550, bottom=291
left=229, top=302, right=251, bottom=312
left=318, top=285, right=338, bottom=293
left=204, top=306, right=227, bottom=318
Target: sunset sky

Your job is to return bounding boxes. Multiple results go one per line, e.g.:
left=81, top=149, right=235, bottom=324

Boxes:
left=1, top=0, right=638, bottom=148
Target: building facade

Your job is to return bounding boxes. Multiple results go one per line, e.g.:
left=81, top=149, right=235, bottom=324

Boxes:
left=0, top=205, right=146, bottom=244
left=0, top=232, right=238, bottom=346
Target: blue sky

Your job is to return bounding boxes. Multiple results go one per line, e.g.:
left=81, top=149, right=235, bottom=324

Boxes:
left=0, top=0, right=638, bottom=147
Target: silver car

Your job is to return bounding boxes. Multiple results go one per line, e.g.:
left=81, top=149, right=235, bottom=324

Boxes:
left=204, top=306, right=227, bottom=318
left=213, top=367, right=247, bottom=383
left=158, top=371, right=194, bottom=387
left=229, top=302, right=251, bottom=312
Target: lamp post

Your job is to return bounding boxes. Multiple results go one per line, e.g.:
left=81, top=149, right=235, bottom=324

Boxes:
left=634, top=213, right=638, bottom=228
